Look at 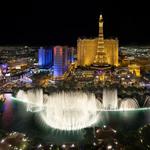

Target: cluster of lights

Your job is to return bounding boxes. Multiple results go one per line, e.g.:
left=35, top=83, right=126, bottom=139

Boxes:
left=92, top=141, right=116, bottom=150
left=61, top=144, right=76, bottom=149
left=138, top=124, right=150, bottom=149
left=0, top=132, right=29, bottom=150
left=36, top=143, right=76, bottom=149
left=94, top=125, right=119, bottom=150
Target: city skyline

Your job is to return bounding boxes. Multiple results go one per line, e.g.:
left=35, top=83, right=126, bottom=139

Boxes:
left=0, top=1, right=150, bottom=46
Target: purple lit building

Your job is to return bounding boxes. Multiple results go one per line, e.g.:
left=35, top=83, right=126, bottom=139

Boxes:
left=53, top=46, right=68, bottom=77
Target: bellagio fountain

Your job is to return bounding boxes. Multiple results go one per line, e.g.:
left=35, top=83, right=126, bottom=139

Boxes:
left=13, top=88, right=149, bottom=131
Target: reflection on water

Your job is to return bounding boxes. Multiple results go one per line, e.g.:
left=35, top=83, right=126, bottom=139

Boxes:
left=2, top=94, right=14, bottom=129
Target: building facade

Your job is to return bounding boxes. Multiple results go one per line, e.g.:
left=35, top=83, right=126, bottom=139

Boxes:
left=77, top=15, right=119, bottom=66
left=38, top=47, right=45, bottom=66
left=38, top=47, right=53, bottom=67
left=53, top=46, right=68, bottom=77
left=104, top=39, right=119, bottom=66
left=128, top=64, right=140, bottom=77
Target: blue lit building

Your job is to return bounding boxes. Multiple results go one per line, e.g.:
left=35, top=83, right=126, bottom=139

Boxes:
left=38, top=47, right=45, bottom=66
left=45, top=48, right=53, bottom=66
left=38, top=47, right=53, bottom=68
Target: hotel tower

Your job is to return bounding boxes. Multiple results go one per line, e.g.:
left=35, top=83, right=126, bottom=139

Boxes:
left=77, top=14, right=119, bottom=66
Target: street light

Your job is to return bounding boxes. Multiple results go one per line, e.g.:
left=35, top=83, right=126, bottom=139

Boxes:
left=107, top=145, right=112, bottom=150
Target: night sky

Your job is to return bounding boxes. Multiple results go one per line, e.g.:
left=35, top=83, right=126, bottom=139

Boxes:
left=0, top=0, right=150, bottom=46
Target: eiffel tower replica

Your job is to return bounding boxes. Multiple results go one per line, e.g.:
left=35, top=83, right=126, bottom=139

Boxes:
left=93, top=14, right=108, bottom=66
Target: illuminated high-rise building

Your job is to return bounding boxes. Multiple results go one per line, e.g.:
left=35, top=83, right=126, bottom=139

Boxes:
left=38, top=47, right=45, bottom=67
left=53, top=46, right=68, bottom=77
left=38, top=47, right=53, bottom=67
left=45, top=48, right=53, bottom=66
left=77, top=14, right=119, bottom=67
left=53, top=46, right=76, bottom=77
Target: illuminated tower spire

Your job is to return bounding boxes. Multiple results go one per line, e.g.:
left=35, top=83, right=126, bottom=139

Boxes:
left=94, top=14, right=107, bottom=65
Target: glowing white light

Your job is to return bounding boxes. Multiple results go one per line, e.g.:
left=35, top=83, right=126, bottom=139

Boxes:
left=1, top=139, right=5, bottom=143
left=15, top=90, right=100, bottom=131
left=62, top=144, right=66, bottom=148
left=41, top=92, right=100, bottom=130
left=107, top=145, right=112, bottom=149
left=38, top=144, right=42, bottom=148
left=96, top=129, right=100, bottom=133
left=127, top=75, right=130, bottom=78
left=22, top=138, right=27, bottom=142
left=113, top=129, right=117, bottom=133
left=114, top=141, right=118, bottom=145
left=9, top=144, right=12, bottom=147
left=93, top=142, right=97, bottom=146
left=70, top=144, right=75, bottom=148
left=103, top=89, right=118, bottom=109
left=16, top=89, right=44, bottom=112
